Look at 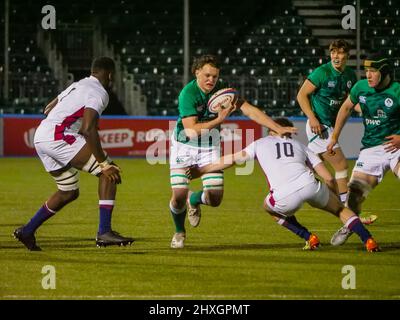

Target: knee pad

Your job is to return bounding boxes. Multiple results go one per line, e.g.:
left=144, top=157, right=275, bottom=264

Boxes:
left=201, top=172, right=224, bottom=190
left=335, top=170, right=348, bottom=180
left=54, top=168, right=79, bottom=191
left=170, top=169, right=189, bottom=189
left=82, top=154, right=102, bottom=176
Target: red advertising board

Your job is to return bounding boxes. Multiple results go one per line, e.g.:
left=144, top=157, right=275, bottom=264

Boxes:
left=1, top=116, right=262, bottom=157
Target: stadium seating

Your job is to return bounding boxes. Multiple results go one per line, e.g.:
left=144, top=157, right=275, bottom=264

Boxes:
left=0, top=0, right=399, bottom=116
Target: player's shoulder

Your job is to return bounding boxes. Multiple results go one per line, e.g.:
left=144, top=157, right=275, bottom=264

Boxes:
left=79, top=76, right=108, bottom=98
left=180, top=79, right=198, bottom=97
left=352, top=79, right=370, bottom=92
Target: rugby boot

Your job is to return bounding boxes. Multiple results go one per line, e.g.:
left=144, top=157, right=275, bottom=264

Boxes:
left=365, top=238, right=381, bottom=252
left=303, top=234, right=320, bottom=250
left=360, top=214, right=378, bottom=225
left=330, top=225, right=353, bottom=246
left=170, top=232, right=186, bottom=249
left=13, top=226, right=42, bottom=251
left=96, top=230, right=134, bottom=247
left=187, top=191, right=201, bottom=227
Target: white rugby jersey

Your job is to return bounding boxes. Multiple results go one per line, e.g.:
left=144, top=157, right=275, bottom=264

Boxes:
left=244, top=135, right=322, bottom=200
left=34, top=76, right=109, bottom=144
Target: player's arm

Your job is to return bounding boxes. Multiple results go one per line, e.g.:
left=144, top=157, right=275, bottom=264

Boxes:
left=239, top=101, right=297, bottom=136
left=327, top=96, right=355, bottom=154
left=44, top=97, right=58, bottom=116
left=297, top=79, right=323, bottom=135
left=79, top=108, right=121, bottom=184
left=182, top=105, right=233, bottom=139
left=313, top=162, right=339, bottom=195
left=188, top=150, right=250, bottom=179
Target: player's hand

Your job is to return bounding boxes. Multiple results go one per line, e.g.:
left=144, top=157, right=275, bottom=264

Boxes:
left=383, top=135, right=400, bottom=153
left=276, top=126, right=298, bottom=137
left=185, top=165, right=203, bottom=180
left=327, top=138, right=337, bottom=155
left=309, top=117, right=323, bottom=136
left=101, top=164, right=122, bottom=184
left=217, top=104, right=235, bottom=122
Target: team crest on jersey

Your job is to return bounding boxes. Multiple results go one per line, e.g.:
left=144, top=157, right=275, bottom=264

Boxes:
left=359, top=96, right=366, bottom=104
left=347, top=81, right=352, bottom=89
left=328, top=81, right=336, bottom=88
left=197, top=104, right=205, bottom=112
left=384, top=98, right=393, bottom=108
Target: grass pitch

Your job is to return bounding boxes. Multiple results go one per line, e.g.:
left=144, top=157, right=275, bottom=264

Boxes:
left=0, top=158, right=399, bottom=300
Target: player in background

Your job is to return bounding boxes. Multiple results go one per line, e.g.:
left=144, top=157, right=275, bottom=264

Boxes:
left=189, top=118, right=380, bottom=252
left=13, top=57, right=134, bottom=251
left=169, top=54, right=297, bottom=248
left=297, top=40, right=376, bottom=224
left=328, top=54, right=400, bottom=246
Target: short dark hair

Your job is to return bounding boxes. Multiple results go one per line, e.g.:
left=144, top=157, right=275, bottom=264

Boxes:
left=274, top=117, right=294, bottom=127
left=329, top=39, right=350, bottom=53
left=191, top=54, right=220, bottom=75
left=91, top=57, right=116, bottom=73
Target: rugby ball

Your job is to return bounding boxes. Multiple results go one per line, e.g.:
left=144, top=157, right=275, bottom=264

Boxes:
left=207, top=88, right=238, bottom=113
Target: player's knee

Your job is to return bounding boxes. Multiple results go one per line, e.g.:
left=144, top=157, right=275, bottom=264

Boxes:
left=335, top=169, right=348, bottom=180
left=53, top=168, right=79, bottom=192
left=170, top=169, right=189, bottom=190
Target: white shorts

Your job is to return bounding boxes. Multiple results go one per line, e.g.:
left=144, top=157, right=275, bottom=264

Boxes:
left=35, top=136, right=86, bottom=172
left=306, top=120, right=340, bottom=154
left=353, top=145, right=400, bottom=183
left=169, top=136, right=221, bottom=169
left=265, top=180, right=329, bottom=217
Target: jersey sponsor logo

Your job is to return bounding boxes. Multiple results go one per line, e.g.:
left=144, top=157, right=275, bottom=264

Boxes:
left=365, top=118, right=381, bottom=125
left=356, top=161, right=363, bottom=168
left=384, top=98, right=393, bottom=108
left=328, top=81, right=336, bottom=88
left=347, top=81, right=352, bottom=89
left=329, top=99, right=341, bottom=106
left=359, top=96, right=366, bottom=104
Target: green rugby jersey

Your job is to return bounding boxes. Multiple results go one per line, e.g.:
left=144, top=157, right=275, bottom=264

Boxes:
left=308, top=62, right=357, bottom=127
left=350, top=79, right=400, bottom=149
left=174, top=79, right=226, bottom=147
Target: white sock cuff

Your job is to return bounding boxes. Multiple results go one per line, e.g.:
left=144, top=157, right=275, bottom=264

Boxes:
left=44, top=202, right=57, bottom=214
left=99, top=200, right=115, bottom=206
left=277, top=218, right=286, bottom=226
left=169, top=201, right=186, bottom=214
left=344, top=215, right=359, bottom=228
left=201, top=192, right=207, bottom=205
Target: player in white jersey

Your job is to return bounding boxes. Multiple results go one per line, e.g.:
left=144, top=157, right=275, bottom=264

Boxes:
left=13, top=57, right=134, bottom=251
left=189, top=118, right=380, bottom=252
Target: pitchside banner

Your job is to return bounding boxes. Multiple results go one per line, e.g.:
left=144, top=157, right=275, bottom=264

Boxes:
left=0, top=116, right=262, bottom=158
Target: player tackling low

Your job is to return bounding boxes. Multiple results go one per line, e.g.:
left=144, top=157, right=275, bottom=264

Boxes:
left=189, top=118, right=380, bottom=252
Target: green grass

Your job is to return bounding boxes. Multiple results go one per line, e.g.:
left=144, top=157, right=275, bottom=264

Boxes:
left=0, top=158, right=399, bottom=300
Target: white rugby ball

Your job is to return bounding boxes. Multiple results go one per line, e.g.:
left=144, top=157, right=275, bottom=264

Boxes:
left=207, top=88, right=238, bottom=113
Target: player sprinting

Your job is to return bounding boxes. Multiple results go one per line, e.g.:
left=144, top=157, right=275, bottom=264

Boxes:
left=328, top=54, right=400, bottom=246
left=189, top=118, right=380, bottom=252
left=169, top=54, right=297, bottom=248
left=13, top=57, right=134, bottom=251
left=297, top=39, right=377, bottom=225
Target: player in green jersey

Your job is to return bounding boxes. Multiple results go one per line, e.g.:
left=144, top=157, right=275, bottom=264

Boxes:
left=328, top=54, right=400, bottom=246
left=169, top=54, right=297, bottom=248
left=297, top=40, right=358, bottom=205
